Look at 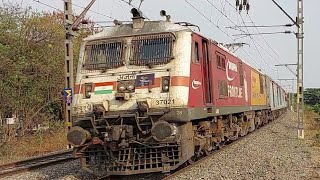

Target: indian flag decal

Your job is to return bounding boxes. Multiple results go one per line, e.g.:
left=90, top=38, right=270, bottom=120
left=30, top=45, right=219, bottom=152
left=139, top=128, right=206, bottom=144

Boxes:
left=94, top=82, right=113, bottom=95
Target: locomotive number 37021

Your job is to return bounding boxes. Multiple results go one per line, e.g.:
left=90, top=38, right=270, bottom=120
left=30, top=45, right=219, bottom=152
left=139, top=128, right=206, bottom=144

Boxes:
left=155, top=99, right=175, bottom=105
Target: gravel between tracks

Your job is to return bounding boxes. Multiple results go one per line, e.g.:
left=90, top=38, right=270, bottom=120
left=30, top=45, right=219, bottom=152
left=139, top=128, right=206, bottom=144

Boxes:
left=2, top=112, right=320, bottom=180
left=1, top=159, right=89, bottom=180
left=171, top=112, right=320, bottom=180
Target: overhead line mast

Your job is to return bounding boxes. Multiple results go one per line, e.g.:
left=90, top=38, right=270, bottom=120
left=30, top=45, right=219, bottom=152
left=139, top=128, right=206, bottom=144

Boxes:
left=296, top=0, right=304, bottom=139
left=63, top=0, right=96, bottom=148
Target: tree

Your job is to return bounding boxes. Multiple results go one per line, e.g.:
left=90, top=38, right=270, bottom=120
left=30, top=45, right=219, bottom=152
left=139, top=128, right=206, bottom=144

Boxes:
left=304, top=88, right=320, bottom=106
left=0, top=1, right=93, bottom=136
left=304, top=88, right=320, bottom=116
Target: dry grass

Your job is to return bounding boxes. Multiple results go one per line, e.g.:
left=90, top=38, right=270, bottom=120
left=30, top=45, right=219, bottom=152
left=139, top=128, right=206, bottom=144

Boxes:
left=304, top=108, right=320, bottom=179
left=0, top=123, right=68, bottom=164
left=304, top=107, right=320, bottom=147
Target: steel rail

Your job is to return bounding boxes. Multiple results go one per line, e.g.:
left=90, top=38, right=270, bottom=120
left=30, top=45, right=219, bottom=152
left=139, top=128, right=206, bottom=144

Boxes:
left=0, top=149, right=75, bottom=178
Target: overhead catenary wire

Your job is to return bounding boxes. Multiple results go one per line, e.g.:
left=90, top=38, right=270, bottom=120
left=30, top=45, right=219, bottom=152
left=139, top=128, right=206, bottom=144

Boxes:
left=32, top=0, right=108, bottom=28
left=238, top=13, right=275, bottom=77
left=224, top=0, right=296, bottom=76
left=32, top=0, right=64, bottom=12
left=33, top=0, right=117, bottom=21
left=59, top=0, right=116, bottom=20
left=202, top=0, right=275, bottom=74
left=233, top=31, right=294, bottom=36
left=226, top=24, right=294, bottom=28
left=213, top=0, right=276, bottom=75
left=247, top=14, right=297, bottom=76
left=184, top=0, right=263, bottom=71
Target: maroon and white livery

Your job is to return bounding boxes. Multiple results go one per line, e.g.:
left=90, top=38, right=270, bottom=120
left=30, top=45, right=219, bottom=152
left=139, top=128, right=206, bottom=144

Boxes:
left=67, top=9, right=287, bottom=177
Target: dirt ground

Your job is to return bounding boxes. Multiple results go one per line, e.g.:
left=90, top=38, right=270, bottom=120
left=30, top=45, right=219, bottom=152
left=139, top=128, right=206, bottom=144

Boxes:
left=0, top=127, right=68, bottom=164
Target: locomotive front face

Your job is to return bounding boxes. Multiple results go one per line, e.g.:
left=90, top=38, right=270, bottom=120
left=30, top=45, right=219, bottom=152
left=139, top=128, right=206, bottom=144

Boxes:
left=74, top=32, right=190, bottom=114
left=68, top=19, right=195, bottom=176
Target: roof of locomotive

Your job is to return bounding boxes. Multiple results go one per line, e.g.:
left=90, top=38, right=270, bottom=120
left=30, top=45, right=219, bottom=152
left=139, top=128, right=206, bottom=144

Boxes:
left=84, top=20, right=191, bottom=41
left=82, top=19, right=286, bottom=92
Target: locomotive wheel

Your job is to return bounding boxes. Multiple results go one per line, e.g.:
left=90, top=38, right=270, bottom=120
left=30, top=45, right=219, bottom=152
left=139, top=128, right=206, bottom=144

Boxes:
left=187, top=156, right=197, bottom=165
left=216, top=141, right=225, bottom=150
left=204, top=148, right=214, bottom=156
left=240, top=125, right=248, bottom=137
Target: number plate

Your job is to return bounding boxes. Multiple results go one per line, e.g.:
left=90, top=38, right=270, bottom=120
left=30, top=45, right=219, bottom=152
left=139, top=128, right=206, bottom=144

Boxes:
left=153, top=99, right=175, bottom=106
left=73, top=104, right=93, bottom=114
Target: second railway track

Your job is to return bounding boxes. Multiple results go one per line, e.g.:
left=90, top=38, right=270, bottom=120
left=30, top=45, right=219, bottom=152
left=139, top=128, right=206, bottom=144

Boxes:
left=0, top=149, right=75, bottom=178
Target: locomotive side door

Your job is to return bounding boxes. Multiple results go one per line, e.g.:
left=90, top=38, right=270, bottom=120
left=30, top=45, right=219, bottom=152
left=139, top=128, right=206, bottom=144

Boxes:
left=189, top=35, right=213, bottom=108
left=201, top=39, right=213, bottom=105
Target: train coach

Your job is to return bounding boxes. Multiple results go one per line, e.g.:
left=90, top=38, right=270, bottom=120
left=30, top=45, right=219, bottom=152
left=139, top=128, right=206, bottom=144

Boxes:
left=67, top=9, right=287, bottom=177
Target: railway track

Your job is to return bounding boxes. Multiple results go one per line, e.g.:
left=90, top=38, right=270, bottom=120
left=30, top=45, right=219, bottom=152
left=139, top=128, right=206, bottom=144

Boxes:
left=163, top=113, right=287, bottom=180
left=0, top=149, right=75, bottom=178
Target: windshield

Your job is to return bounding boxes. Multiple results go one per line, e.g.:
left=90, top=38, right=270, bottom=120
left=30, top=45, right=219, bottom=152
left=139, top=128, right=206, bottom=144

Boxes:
left=82, top=33, right=175, bottom=71
left=130, top=34, right=174, bottom=66
left=83, top=40, right=124, bottom=70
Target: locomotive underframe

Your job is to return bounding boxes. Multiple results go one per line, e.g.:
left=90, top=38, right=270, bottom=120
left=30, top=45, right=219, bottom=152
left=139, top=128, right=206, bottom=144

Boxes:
left=71, top=107, right=286, bottom=177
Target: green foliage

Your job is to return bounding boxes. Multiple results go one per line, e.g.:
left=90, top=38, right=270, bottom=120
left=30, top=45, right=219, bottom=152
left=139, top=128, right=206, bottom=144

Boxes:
left=304, top=88, right=320, bottom=116
left=0, top=2, right=92, bottom=133
left=304, top=88, right=320, bottom=106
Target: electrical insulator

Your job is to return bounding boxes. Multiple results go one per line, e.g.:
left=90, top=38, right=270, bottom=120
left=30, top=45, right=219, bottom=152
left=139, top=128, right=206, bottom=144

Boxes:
left=243, top=0, right=247, bottom=5
left=239, top=4, right=243, bottom=11
left=72, top=26, right=80, bottom=31
left=236, top=0, right=240, bottom=7
left=246, top=3, right=250, bottom=12
left=81, top=19, right=89, bottom=24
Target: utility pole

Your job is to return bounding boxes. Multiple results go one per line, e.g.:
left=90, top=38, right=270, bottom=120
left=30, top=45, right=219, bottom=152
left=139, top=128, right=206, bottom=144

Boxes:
left=270, top=0, right=305, bottom=139
left=296, top=0, right=304, bottom=139
left=64, top=0, right=74, bottom=149
left=63, top=0, right=96, bottom=148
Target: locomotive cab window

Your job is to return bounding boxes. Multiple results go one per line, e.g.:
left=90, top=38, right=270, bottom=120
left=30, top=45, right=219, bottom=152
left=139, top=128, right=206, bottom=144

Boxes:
left=193, top=42, right=200, bottom=63
left=83, top=40, right=124, bottom=70
left=216, top=52, right=226, bottom=70
left=130, top=33, right=174, bottom=66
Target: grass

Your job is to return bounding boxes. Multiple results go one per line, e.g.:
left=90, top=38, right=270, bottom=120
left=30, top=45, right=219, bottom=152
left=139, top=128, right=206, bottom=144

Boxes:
left=303, top=107, right=320, bottom=179
left=304, top=106, right=320, bottom=146
left=0, top=122, right=68, bottom=164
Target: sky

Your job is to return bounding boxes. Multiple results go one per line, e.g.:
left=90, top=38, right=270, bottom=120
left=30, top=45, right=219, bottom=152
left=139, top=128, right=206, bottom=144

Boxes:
left=4, top=0, right=320, bottom=90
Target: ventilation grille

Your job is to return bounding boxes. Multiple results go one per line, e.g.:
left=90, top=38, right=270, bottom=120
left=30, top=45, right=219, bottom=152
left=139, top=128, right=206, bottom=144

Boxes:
left=130, top=34, right=174, bottom=67
left=83, top=40, right=124, bottom=71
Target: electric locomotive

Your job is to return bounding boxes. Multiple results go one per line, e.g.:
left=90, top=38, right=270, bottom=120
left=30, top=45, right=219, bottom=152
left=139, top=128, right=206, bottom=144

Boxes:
left=67, top=8, right=287, bottom=176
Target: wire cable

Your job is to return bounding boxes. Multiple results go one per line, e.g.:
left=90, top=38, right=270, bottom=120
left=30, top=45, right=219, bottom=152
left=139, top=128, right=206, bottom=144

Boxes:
left=202, top=0, right=273, bottom=72
left=32, top=0, right=64, bottom=12
left=226, top=24, right=294, bottom=28
left=59, top=0, right=116, bottom=20
left=32, top=0, right=108, bottom=29
left=238, top=14, right=275, bottom=77
left=224, top=0, right=295, bottom=76
left=247, top=14, right=296, bottom=76
left=184, top=0, right=263, bottom=70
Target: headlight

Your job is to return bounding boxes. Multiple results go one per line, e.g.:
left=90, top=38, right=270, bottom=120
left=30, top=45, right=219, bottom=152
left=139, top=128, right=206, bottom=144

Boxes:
left=118, top=83, right=126, bottom=92
left=117, top=81, right=135, bottom=93
left=84, top=83, right=92, bottom=98
left=127, top=82, right=135, bottom=91
left=162, top=76, right=170, bottom=92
